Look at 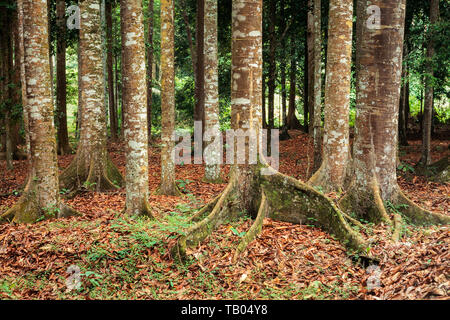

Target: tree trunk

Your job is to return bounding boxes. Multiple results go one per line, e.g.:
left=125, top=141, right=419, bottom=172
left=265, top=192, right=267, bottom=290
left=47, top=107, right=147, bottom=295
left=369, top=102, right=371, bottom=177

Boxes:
left=287, top=35, right=301, bottom=130
left=279, top=0, right=287, bottom=128
left=203, top=0, right=221, bottom=183
left=306, top=0, right=314, bottom=135
left=56, top=0, right=72, bottom=155
left=147, top=0, right=154, bottom=143
left=340, top=0, right=448, bottom=228
left=106, top=0, right=118, bottom=141
left=309, top=0, right=353, bottom=192
left=1, top=0, right=77, bottom=223
left=158, top=0, right=180, bottom=196
left=0, top=4, right=13, bottom=170
left=267, top=0, right=276, bottom=130
left=59, top=0, right=124, bottom=194
left=398, top=41, right=409, bottom=146
left=419, top=0, right=439, bottom=166
left=172, top=0, right=368, bottom=263
left=311, top=0, right=322, bottom=174
left=194, top=0, right=205, bottom=125
left=120, top=0, right=153, bottom=217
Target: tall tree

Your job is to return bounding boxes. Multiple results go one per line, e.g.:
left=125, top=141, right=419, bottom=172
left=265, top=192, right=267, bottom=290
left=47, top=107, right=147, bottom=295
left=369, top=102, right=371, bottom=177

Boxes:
left=106, top=0, right=118, bottom=141
left=267, top=0, right=276, bottom=130
left=147, top=0, right=154, bottom=142
left=309, top=0, right=353, bottom=192
left=173, top=0, right=366, bottom=263
left=340, top=0, right=449, bottom=229
left=311, top=0, right=322, bottom=174
left=55, top=0, right=73, bottom=155
left=1, top=0, right=77, bottom=223
left=306, top=0, right=314, bottom=134
left=279, top=0, right=287, bottom=128
left=203, top=0, right=221, bottom=183
left=120, top=0, right=153, bottom=217
left=194, top=0, right=205, bottom=125
left=0, top=2, right=13, bottom=170
left=158, top=0, right=180, bottom=195
left=286, top=35, right=302, bottom=130
left=419, top=0, right=439, bottom=166
left=59, top=0, right=124, bottom=193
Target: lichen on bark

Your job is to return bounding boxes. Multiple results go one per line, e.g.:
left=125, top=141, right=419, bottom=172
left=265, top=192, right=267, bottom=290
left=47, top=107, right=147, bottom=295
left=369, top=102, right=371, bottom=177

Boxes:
left=1, top=0, right=78, bottom=224
left=59, top=0, right=123, bottom=195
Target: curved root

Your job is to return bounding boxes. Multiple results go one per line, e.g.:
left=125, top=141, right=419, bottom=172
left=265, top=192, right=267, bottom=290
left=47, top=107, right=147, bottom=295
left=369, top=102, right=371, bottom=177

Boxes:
left=233, top=192, right=268, bottom=262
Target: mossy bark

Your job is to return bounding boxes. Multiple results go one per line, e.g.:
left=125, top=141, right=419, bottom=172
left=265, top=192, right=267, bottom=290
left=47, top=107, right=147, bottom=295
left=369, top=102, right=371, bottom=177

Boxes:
left=2, top=0, right=79, bottom=224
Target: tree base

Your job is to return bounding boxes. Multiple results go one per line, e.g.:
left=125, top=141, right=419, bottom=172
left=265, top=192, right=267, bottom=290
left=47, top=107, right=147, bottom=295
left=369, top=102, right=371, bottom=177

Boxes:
left=0, top=181, right=80, bottom=224
left=171, top=168, right=368, bottom=263
left=340, top=181, right=450, bottom=241
left=59, top=153, right=123, bottom=196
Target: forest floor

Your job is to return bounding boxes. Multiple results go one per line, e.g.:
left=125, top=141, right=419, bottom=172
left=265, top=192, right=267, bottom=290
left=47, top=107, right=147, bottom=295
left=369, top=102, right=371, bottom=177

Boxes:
left=0, top=130, right=448, bottom=300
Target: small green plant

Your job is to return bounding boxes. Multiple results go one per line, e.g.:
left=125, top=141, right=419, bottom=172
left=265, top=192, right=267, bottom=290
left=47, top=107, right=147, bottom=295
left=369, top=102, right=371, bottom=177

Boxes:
left=176, top=179, right=193, bottom=193
left=83, top=181, right=97, bottom=189
left=397, top=162, right=415, bottom=173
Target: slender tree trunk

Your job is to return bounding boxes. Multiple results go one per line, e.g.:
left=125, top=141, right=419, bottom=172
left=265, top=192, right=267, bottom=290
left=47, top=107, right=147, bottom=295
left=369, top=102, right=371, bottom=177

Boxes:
left=180, top=0, right=196, bottom=75
left=280, top=0, right=287, bottom=128
left=158, top=0, right=180, bottom=196
left=194, top=0, right=205, bottom=127
left=147, top=0, right=154, bottom=143
left=340, top=0, right=448, bottom=227
left=303, top=22, right=309, bottom=133
left=56, top=0, right=72, bottom=155
left=0, top=4, right=13, bottom=170
left=262, top=73, right=267, bottom=129
left=203, top=0, right=221, bottom=183
left=309, top=0, right=352, bottom=192
left=59, top=0, right=124, bottom=193
left=419, top=0, right=439, bottom=166
left=287, top=36, right=301, bottom=130
left=311, top=0, right=322, bottom=174
left=398, top=41, right=409, bottom=146
left=1, top=0, right=77, bottom=223
left=307, top=0, right=314, bottom=135
left=120, top=0, right=153, bottom=217
left=106, top=0, right=118, bottom=141
left=267, top=0, right=276, bottom=130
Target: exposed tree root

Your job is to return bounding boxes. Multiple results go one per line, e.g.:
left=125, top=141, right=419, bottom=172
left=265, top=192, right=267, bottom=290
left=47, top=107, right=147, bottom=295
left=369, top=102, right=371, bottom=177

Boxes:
left=171, top=168, right=368, bottom=263
left=0, top=181, right=80, bottom=224
left=340, top=180, right=450, bottom=242
left=394, top=189, right=450, bottom=225
left=233, top=192, right=268, bottom=262
left=415, top=156, right=449, bottom=183
left=59, top=154, right=123, bottom=196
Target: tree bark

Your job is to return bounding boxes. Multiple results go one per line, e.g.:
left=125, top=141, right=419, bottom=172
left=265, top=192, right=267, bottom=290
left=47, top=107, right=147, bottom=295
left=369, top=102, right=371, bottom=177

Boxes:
left=309, top=0, right=353, bottom=192
left=311, top=0, right=322, bottom=174
left=59, top=0, right=124, bottom=194
left=203, top=0, right=221, bottom=183
left=147, top=0, right=154, bottom=143
left=287, top=35, right=302, bottom=130
left=158, top=0, right=180, bottom=196
left=1, top=0, right=77, bottom=223
left=419, top=0, right=439, bottom=166
left=172, top=0, right=368, bottom=263
left=120, top=0, right=153, bottom=217
left=267, top=0, right=276, bottom=130
left=106, top=0, right=118, bottom=141
left=194, top=0, right=205, bottom=126
left=55, top=0, right=72, bottom=155
left=340, top=0, right=449, bottom=228
left=279, top=0, right=287, bottom=128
